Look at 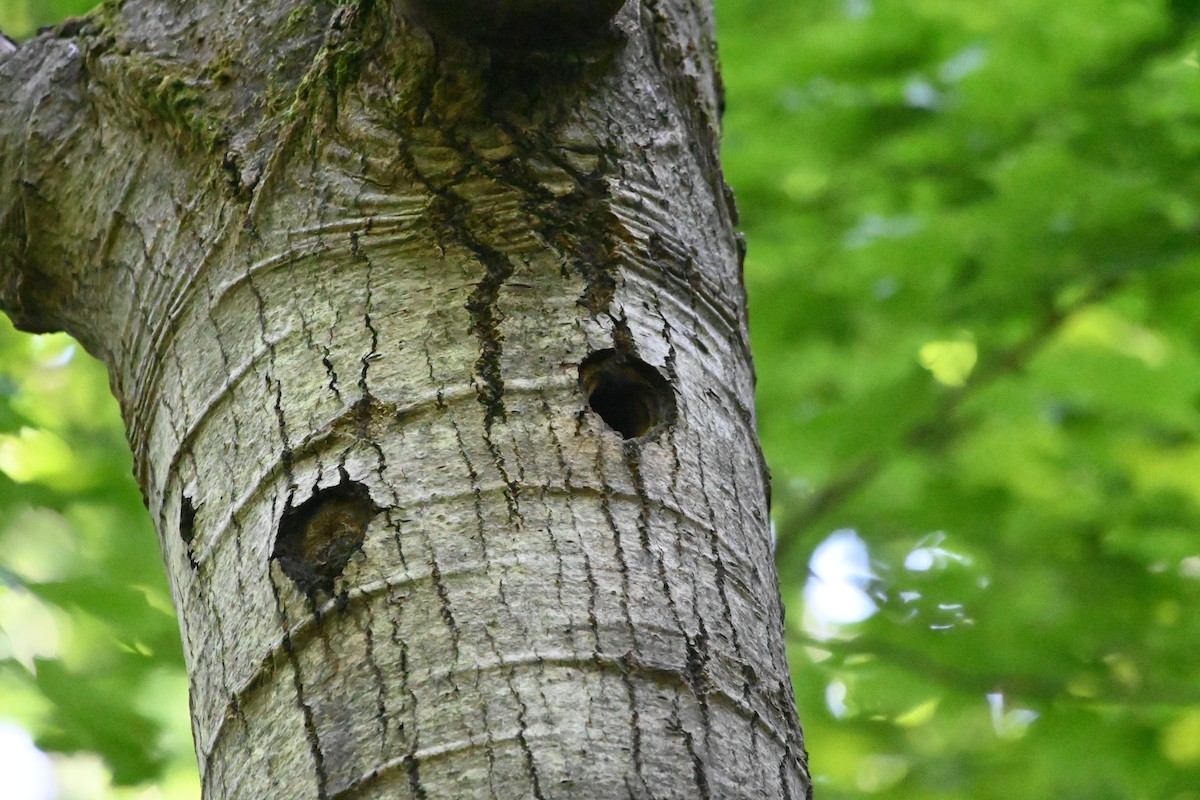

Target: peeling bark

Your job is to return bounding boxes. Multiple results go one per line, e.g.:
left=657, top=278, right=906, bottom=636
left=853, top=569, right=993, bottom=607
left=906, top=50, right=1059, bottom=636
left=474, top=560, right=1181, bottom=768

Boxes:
left=0, top=1, right=810, bottom=797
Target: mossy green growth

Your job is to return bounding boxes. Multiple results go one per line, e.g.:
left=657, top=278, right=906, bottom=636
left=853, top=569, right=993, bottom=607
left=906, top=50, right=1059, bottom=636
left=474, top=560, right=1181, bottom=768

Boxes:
left=125, top=57, right=229, bottom=153
left=274, top=18, right=371, bottom=124
left=286, top=4, right=313, bottom=28
left=330, top=40, right=365, bottom=91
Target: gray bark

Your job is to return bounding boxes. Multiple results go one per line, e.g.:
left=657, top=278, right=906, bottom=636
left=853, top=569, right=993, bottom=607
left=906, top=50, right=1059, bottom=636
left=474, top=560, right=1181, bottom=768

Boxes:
left=0, top=1, right=810, bottom=797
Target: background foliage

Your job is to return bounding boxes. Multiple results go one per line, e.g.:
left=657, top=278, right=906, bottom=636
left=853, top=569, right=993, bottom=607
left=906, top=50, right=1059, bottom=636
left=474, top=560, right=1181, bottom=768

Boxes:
left=2, top=0, right=1199, bottom=797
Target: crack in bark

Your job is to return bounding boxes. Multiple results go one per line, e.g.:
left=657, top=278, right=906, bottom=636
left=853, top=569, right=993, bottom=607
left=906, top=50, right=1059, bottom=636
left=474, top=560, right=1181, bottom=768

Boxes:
left=359, top=602, right=393, bottom=753
left=618, top=652, right=651, bottom=797
left=463, top=242, right=516, bottom=428
left=426, top=553, right=462, bottom=660
left=268, top=573, right=332, bottom=798
left=450, top=419, right=492, bottom=563
left=673, top=692, right=712, bottom=800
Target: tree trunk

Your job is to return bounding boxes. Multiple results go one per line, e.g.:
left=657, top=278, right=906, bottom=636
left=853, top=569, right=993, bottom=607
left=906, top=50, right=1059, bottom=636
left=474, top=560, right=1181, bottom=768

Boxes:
left=0, top=1, right=810, bottom=797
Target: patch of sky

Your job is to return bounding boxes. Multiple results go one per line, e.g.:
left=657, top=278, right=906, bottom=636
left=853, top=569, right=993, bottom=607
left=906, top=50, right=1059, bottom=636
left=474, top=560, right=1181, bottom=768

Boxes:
left=804, top=528, right=878, bottom=637
left=844, top=214, right=922, bottom=249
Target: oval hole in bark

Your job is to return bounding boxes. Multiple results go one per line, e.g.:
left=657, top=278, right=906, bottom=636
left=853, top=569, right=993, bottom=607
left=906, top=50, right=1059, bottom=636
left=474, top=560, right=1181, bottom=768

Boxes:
left=179, top=495, right=199, bottom=570
left=273, top=479, right=380, bottom=596
left=579, top=349, right=675, bottom=439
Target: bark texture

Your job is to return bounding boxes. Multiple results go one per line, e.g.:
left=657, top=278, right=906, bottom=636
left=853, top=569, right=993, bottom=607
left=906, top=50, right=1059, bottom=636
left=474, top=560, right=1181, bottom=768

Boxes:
left=0, top=1, right=810, bottom=797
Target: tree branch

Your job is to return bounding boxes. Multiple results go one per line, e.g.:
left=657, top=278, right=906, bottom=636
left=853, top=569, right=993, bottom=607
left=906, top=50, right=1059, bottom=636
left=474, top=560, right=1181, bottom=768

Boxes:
left=774, top=279, right=1123, bottom=566
left=0, top=26, right=96, bottom=339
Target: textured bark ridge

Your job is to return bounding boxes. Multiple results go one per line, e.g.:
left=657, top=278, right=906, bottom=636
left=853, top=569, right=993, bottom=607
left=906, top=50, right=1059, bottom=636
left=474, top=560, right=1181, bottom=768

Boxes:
left=0, top=1, right=810, bottom=797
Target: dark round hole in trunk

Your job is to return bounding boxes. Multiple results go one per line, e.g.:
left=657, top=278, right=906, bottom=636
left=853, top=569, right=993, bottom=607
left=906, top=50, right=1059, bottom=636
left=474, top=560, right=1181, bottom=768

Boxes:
left=579, top=349, right=676, bottom=439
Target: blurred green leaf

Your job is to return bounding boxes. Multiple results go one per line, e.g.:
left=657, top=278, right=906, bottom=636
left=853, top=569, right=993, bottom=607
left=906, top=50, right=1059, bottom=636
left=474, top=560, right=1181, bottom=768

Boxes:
left=33, top=657, right=165, bottom=786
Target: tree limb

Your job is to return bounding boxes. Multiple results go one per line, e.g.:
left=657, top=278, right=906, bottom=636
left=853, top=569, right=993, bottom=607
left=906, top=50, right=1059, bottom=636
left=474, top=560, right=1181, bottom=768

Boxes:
left=0, top=25, right=96, bottom=340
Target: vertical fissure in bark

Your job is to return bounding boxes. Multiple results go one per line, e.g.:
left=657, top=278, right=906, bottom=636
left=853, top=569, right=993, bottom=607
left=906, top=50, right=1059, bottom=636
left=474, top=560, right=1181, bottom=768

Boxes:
left=462, top=241, right=515, bottom=428
left=357, top=602, right=393, bottom=750
left=269, top=574, right=333, bottom=798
